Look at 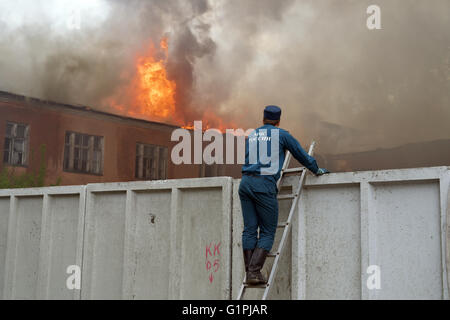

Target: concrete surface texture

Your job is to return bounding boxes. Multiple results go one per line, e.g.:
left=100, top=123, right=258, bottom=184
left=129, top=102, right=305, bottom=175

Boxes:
left=0, top=167, right=449, bottom=299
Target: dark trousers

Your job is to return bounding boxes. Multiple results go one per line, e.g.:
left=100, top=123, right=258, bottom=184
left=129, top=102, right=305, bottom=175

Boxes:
left=238, top=175, right=278, bottom=252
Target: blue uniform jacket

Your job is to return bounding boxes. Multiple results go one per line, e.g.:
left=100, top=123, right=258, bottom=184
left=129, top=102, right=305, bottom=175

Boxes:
left=241, top=124, right=319, bottom=192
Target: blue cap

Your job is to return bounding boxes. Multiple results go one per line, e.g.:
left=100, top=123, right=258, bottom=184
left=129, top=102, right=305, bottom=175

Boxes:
left=264, top=105, right=281, bottom=120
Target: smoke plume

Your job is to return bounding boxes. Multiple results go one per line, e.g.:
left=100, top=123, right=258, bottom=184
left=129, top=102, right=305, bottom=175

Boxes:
left=0, top=0, right=449, bottom=154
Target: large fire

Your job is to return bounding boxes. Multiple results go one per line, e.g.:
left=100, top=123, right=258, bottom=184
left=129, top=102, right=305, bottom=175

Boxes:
left=105, top=38, right=176, bottom=122
left=104, top=38, right=235, bottom=132
left=135, top=38, right=176, bottom=119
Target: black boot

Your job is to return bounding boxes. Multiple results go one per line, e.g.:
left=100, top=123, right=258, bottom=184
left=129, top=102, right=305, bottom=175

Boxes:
left=243, top=249, right=254, bottom=273
left=246, top=247, right=268, bottom=285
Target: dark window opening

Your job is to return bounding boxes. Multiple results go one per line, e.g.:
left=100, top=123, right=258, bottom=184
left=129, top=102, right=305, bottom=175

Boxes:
left=3, top=121, right=29, bottom=166
left=135, top=143, right=168, bottom=180
left=63, top=131, right=104, bottom=175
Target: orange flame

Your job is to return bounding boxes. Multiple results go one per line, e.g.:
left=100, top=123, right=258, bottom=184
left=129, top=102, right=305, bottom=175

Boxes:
left=104, top=38, right=238, bottom=133
left=135, top=48, right=175, bottom=118
left=104, top=38, right=176, bottom=122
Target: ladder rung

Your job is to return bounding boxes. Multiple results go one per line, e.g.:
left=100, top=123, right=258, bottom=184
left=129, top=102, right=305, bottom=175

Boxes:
left=282, top=167, right=305, bottom=173
left=277, top=222, right=288, bottom=228
left=243, top=283, right=269, bottom=288
left=277, top=194, right=296, bottom=200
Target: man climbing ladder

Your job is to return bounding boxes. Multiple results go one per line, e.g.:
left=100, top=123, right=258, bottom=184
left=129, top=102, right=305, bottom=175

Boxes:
left=239, top=105, right=329, bottom=285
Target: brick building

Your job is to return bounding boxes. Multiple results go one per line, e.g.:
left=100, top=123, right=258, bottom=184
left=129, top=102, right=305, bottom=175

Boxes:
left=0, top=91, right=241, bottom=186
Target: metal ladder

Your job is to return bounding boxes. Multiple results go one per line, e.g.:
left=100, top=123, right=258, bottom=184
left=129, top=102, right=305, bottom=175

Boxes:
left=236, top=141, right=316, bottom=300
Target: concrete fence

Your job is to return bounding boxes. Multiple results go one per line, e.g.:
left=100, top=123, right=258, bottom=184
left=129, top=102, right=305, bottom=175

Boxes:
left=296, top=167, right=450, bottom=300
left=1, top=167, right=449, bottom=299
left=0, top=178, right=233, bottom=300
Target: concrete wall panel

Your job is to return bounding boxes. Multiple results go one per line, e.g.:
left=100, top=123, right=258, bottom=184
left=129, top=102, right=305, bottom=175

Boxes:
left=132, top=190, right=172, bottom=299
left=371, top=181, right=442, bottom=299
left=81, top=177, right=233, bottom=300
left=82, top=191, right=127, bottom=299
left=45, top=194, right=83, bottom=300
left=178, top=187, right=225, bottom=299
left=11, top=196, right=43, bottom=299
left=299, top=184, right=361, bottom=300
left=0, top=186, right=85, bottom=300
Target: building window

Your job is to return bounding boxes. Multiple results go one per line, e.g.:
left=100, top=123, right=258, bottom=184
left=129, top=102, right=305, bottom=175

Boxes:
left=3, top=121, right=29, bottom=166
left=135, top=143, right=168, bottom=180
left=63, top=131, right=104, bottom=175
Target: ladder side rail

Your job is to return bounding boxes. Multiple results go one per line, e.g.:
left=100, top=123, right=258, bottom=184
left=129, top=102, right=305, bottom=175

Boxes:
left=236, top=280, right=245, bottom=300
left=280, top=142, right=315, bottom=228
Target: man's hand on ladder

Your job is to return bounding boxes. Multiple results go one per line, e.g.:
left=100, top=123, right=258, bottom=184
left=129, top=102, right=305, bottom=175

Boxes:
left=315, top=168, right=330, bottom=176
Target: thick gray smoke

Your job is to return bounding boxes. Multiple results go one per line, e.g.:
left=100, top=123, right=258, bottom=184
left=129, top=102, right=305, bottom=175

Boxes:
left=0, top=0, right=449, bottom=154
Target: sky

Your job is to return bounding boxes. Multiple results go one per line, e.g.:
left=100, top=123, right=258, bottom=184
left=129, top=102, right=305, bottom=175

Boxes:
left=0, top=0, right=449, bottom=154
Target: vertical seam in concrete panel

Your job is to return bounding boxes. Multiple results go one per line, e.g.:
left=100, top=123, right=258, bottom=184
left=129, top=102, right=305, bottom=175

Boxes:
left=447, top=171, right=450, bottom=299
left=231, top=179, right=243, bottom=300
left=122, top=189, right=137, bottom=299
left=291, top=180, right=299, bottom=300
left=366, top=182, right=378, bottom=300
left=3, top=195, right=17, bottom=299
left=75, top=187, right=87, bottom=300
left=297, top=191, right=307, bottom=300
left=81, top=188, right=94, bottom=299
left=179, top=188, right=186, bottom=300
left=224, top=178, right=233, bottom=300
left=36, top=193, right=51, bottom=299
left=291, top=204, right=297, bottom=300
left=441, top=171, right=450, bottom=299
left=360, top=182, right=370, bottom=300
left=229, top=180, right=233, bottom=300
left=5, top=195, right=18, bottom=299
left=285, top=182, right=298, bottom=300
left=168, top=187, right=180, bottom=299
left=292, top=185, right=298, bottom=300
